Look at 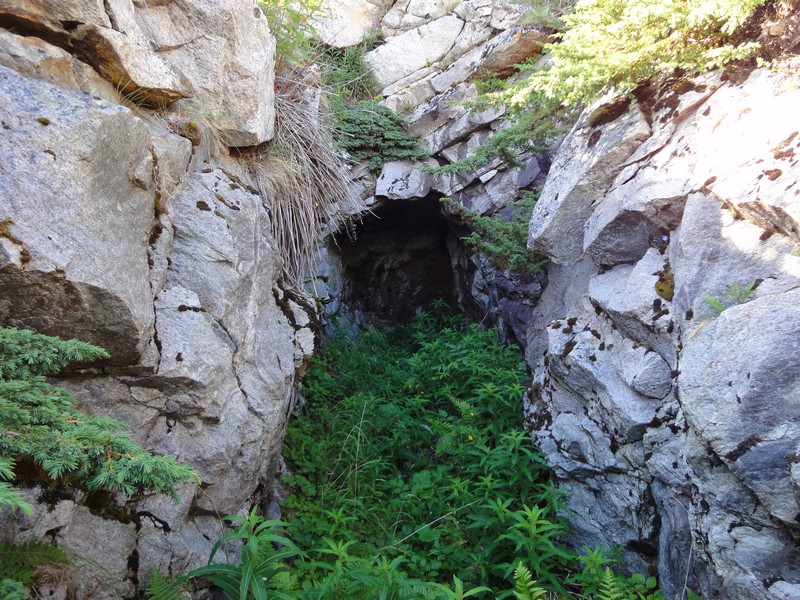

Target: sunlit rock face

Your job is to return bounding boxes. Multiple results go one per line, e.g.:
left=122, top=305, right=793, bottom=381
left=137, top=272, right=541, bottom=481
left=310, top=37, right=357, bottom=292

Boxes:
left=526, top=69, right=800, bottom=599
left=0, top=2, right=312, bottom=596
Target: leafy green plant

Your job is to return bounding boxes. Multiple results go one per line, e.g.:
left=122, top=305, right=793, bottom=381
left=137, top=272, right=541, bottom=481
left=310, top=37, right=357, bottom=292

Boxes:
left=703, top=279, right=757, bottom=314
left=165, top=304, right=664, bottom=598
left=186, top=510, right=300, bottom=599
left=143, top=569, right=186, bottom=600
left=281, top=303, right=662, bottom=597
left=318, top=44, right=377, bottom=106
left=495, top=0, right=765, bottom=110
left=0, top=328, right=199, bottom=507
left=0, top=327, right=198, bottom=596
left=0, top=541, right=68, bottom=594
left=258, top=0, right=323, bottom=76
left=146, top=509, right=301, bottom=600
left=516, top=0, right=576, bottom=27
left=441, top=192, right=548, bottom=276
left=331, top=101, right=428, bottom=173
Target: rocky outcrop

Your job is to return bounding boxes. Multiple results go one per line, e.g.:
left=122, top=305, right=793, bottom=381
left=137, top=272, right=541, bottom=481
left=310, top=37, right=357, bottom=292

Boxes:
left=0, top=2, right=313, bottom=596
left=526, top=70, right=800, bottom=598
left=313, top=0, right=390, bottom=47
left=0, top=0, right=276, bottom=145
left=314, top=0, right=549, bottom=341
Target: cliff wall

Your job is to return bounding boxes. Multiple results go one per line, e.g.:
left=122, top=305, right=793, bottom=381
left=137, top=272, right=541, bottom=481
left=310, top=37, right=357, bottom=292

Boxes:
left=526, top=71, right=800, bottom=598
left=324, top=2, right=800, bottom=597
left=0, top=1, right=316, bottom=596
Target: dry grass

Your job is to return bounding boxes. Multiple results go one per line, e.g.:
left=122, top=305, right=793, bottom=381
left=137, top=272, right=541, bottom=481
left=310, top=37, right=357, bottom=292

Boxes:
left=247, top=82, right=362, bottom=287
left=110, top=67, right=359, bottom=289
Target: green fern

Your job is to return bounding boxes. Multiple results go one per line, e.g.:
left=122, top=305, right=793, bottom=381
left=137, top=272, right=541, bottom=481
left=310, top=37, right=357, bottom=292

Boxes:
left=597, top=567, right=626, bottom=600
left=143, top=568, right=186, bottom=600
left=512, top=562, right=548, bottom=599
left=0, top=541, right=68, bottom=586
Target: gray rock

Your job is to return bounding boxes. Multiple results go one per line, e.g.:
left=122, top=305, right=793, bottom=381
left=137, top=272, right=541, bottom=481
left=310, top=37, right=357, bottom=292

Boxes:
left=375, top=160, right=435, bottom=199
left=314, top=0, right=386, bottom=47
left=680, top=288, right=800, bottom=525
left=0, top=66, right=155, bottom=364
left=431, top=27, right=547, bottom=93
left=588, top=249, right=677, bottom=368
left=528, top=103, right=651, bottom=264
left=424, top=105, right=505, bottom=155
left=11, top=0, right=111, bottom=30
left=62, top=508, right=138, bottom=599
left=366, top=15, right=465, bottom=91
left=71, top=23, right=193, bottom=107
left=0, top=29, right=117, bottom=101
left=381, top=0, right=452, bottom=37
left=383, top=75, right=438, bottom=114
left=525, top=67, right=800, bottom=598
left=546, top=319, right=662, bottom=443
left=408, top=82, right=473, bottom=139
left=611, top=339, right=673, bottom=399
left=136, top=0, right=276, bottom=146
left=671, top=192, right=800, bottom=327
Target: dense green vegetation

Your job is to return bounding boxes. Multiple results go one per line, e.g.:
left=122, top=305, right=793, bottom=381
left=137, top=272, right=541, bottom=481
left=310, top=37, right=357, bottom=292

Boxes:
left=442, top=192, right=549, bottom=276
left=331, top=100, right=428, bottom=173
left=149, top=305, right=663, bottom=598
left=445, top=0, right=768, bottom=173
left=500, top=0, right=766, bottom=109
left=316, top=43, right=428, bottom=173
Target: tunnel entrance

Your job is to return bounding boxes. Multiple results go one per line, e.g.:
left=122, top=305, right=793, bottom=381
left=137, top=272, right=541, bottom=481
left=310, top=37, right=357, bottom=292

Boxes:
left=333, top=197, right=457, bottom=324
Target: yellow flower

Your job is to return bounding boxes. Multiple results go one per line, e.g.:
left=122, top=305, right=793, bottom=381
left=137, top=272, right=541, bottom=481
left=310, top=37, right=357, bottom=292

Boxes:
left=467, top=435, right=473, bottom=441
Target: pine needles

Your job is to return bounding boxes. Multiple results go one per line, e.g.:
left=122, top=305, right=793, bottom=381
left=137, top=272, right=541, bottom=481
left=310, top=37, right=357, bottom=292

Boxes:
left=0, top=328, right=199, bottom=507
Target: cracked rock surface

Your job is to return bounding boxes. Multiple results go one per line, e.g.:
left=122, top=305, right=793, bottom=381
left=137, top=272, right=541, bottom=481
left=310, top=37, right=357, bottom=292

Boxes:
left=0, top=2, right=312, bottom=594
left=526, top=69, right=800, bottom=599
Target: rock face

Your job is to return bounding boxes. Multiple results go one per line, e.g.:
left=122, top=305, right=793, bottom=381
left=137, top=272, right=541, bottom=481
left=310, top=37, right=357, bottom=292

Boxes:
left=316, top=1, right=549, bottom=342
left=313, top=0, right=390, bottom=47
left=526, top=70, right=800, bottom=598
left=0, top=0, right=276, bottom=145
left=0, top=3, right=312, bottom=596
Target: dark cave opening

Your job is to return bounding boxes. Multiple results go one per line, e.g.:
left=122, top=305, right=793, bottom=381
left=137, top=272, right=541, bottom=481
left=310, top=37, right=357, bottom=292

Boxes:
left=332, top=197, right=458, bottom=324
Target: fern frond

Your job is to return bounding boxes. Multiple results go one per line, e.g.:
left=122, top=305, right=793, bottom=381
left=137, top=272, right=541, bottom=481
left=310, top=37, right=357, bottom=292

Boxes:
left=597, top=567, right=626, bottom=600
left=512, top=562, right=548, bottom=600
left=0, top=541, right=68, bottom=586
left=143, top=567, right=187, bottom=600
